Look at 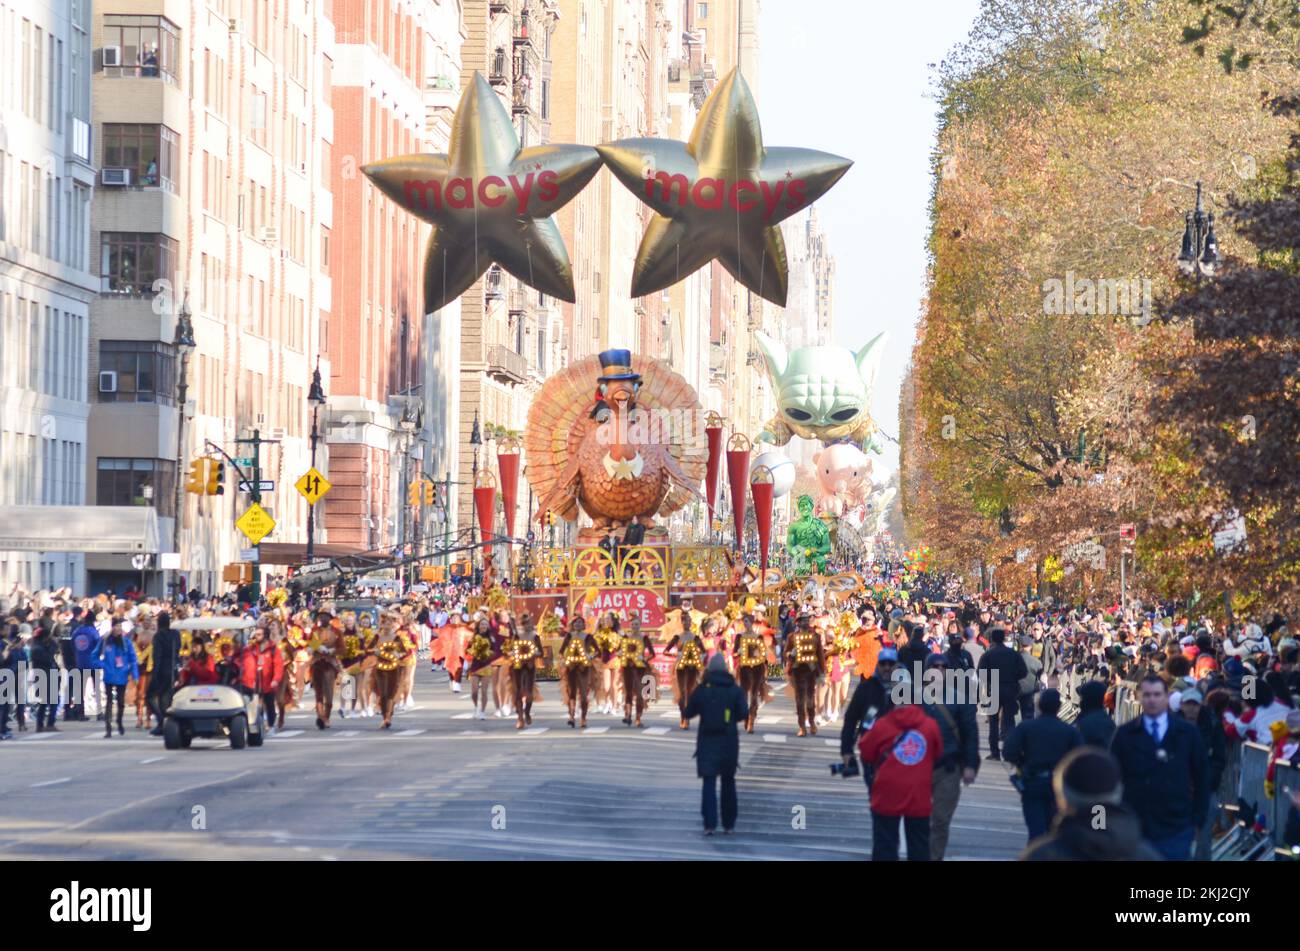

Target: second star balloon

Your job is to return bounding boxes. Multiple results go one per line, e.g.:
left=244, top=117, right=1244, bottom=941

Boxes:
left=596, top=68, right=851, bottom=307
left=362, top=73, right=602, bottom=314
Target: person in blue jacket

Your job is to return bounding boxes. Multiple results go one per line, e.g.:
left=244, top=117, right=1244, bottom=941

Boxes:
left=70, top=615, right=101, bottom=721
left=95, top=621, right=139, bottom=738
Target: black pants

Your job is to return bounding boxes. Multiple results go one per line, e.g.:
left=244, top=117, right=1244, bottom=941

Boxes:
left=987, top=700, right=1016, bottom=756
left=1018, top=692, right=1035, bottom=722
left=146, top=682, right=173, bottom=727
left=701, top=773, right=738, bottom=831
left=103, top=682, right=127, bottom=731
left=0, top=701, right=10, bottom=734
left=871, top=811, right=931, bottom=861
left=1020, top=775, right=1056, bottom=841
left=261, top=692, right=277, bottom=729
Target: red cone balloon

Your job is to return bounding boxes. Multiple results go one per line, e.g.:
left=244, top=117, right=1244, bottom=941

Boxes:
left=725, top=433, right=752, bottom=549
left=474, top=484, right=497, bottom=564
left=704, top=414, right=724, bottom=525
left=751, top=472, right=774, bottom=578
left=496, top=444, right=521, bottom=540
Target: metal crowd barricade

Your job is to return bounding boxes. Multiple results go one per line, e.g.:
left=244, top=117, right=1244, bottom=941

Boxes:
left=1269, top=761, right=1300, bottom=848
left=1213, top=741, right=1277, bottom=861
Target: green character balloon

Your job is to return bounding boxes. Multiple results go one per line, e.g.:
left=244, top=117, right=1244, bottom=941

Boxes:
left=787, top=494, right=831, bottom=575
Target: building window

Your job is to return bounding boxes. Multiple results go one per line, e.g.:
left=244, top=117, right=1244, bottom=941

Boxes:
left=100, top=232, right=178, bottom=295
left=98, top=341, right=177, bottom=404
left=101, top=15, right=180, bottom=84
left=96, top=458, right=175, bottom=517
left=101, top=123, right=179, bottom=191
left=698, top=3, right=708, bottom=19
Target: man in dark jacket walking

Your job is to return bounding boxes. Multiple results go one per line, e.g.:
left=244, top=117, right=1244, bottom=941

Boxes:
left=1074, top=680, right=1115, bottom=747
left=1109, top=674, right=1209, bottom=860
left=1021, top=747, right=1163, bottom=861
left=29, top=625, right=62, bottom=732
left=683, top=653, right=749, bottom=835
left=977, top=628, right=1027, bottom=760
left=840, top=647, right=898, bottom=769
left=1178, top=688, right=1226, bottom=860
left=921, top=653, right=980, bottom=860
left=1003, top=689, right=1083, bottom=840
left=897, top=622, right=929, bottom=679
left=146, top=612, right=180, bottom=736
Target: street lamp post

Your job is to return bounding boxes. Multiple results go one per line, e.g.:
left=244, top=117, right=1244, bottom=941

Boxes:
left=1177, top=180, right=1220, bottom=283
left=305, top=358, right=327, bottom=565
left=171, top=294, right=196, bottom=600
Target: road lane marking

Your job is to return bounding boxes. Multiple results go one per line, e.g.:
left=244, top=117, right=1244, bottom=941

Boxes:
left=271, top=730, right=304, bottom=739
left=762, top=734, right=787, bottom=743
left=30, top=777, right=71, bottom=787
left=520, top=727, right=548, bottom=735
left=451, top=712, right=474, bottom=719
left=393, top=729, right=425, bottom=737
left=336, top=731, right=359, bottom=738
left=642, top=727, right=669, bottom=736
left=140, top=757, right=164, bottom=764
left=581, top=726, right=609, bottom=734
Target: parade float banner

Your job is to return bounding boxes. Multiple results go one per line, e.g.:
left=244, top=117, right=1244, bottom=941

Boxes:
left=754, top=332, right=889, bottom=452
left=496, top=442, right=521, bottom=540
left=362, top=73, right=602, bottom=313
left=570, top=586, right=668, bottom=630
left=596, top=69, right=851, bottom=307
left=704, top=413, right=724, bottom=525
left=750, top=468, right=774, bottom=578
left=725, top=433, right=752, bottom=549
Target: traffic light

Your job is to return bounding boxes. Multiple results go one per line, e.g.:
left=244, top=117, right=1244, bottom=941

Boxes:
left=408, top=481, right=421, bottom=507
left=206, top=458, right=225, bottom=495
left=185, top=459, right=207, bottom=494
left=423, top=480, right=435, bottom=505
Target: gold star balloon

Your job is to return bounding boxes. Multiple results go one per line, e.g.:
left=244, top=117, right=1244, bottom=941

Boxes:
left=362, top=72, right=602, bottom=313
left=596, top=68, right=852, bottom=307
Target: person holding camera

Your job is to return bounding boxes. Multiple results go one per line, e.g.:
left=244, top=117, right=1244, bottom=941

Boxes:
left=840, top=647, right=898, bottom=772
left=858, top=670, right=942, bottom=861
left=683, top=652, right=749, bottom=835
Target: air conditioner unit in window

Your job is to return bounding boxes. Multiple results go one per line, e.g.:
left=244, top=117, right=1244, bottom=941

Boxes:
left=228, top=18, right=244, bottom=33
left=260, top=226, right=279, bottom=243
left=103, top=46, right=122, bottom=67
left=269, top=427, right=286, bottom=440
left=98, top=371, right=119, bottom=393
left=101, top=167, right=131, bottom=187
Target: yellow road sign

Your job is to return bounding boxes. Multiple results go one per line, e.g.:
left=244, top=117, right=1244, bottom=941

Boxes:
left=235, top=502, right=276, bottom=546
left=295, top=467, right=332, bottom=505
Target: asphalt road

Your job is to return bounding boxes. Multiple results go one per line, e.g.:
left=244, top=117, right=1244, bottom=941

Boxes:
left=0, top=666, right=1027, bottom=860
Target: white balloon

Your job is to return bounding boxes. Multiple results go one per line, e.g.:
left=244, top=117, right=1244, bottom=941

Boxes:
left=751, top=451, right=796, bottom=498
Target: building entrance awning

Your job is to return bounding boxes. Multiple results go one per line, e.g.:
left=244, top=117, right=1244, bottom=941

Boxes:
left=0, top=506, right=160, bottom=554
left=257, top=542, right=371, bottom=567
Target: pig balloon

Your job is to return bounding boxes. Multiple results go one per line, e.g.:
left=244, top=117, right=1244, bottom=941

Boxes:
left=812, top=443, right=873, bottom=518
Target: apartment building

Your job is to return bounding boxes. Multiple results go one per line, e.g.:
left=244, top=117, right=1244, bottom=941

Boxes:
left=86, top=0, right=335, bottom=595
left=324, top=0, right=465, bottom=560
left=0, top=0, right=97, bottom=592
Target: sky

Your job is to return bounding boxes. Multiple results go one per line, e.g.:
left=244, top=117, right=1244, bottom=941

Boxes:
left=758, top=0, right=984, bottom=475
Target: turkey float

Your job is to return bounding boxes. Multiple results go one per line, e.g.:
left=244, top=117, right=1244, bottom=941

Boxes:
left=526, top=349, right=706, bottom=544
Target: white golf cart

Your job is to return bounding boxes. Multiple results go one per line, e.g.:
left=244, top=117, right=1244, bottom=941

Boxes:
left=162, top=617, right=264, bottom=750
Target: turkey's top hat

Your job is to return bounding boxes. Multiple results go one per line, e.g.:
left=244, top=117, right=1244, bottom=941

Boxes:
left=597, top=349, right=641, bottom=383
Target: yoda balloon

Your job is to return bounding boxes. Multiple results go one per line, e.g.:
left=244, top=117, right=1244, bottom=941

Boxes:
left=754, top=331, right=887, bottom=452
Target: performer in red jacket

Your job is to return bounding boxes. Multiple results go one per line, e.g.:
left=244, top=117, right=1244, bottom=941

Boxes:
left=858, top=702, right=942, bottom=861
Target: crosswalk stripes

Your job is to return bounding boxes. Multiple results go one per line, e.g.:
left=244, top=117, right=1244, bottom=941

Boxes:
left=393, top=729, right=425, bottom=737
left=762, top=734, right=787, bottom=743
left=642, top=726, right=670, bottom=736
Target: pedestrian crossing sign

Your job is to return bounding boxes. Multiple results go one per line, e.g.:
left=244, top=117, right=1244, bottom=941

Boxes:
left=235, top=502, right=276, bottom=546
left=295, top=467, right=332, bottom=505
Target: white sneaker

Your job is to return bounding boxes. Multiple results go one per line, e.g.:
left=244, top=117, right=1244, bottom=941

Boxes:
left=451, top=682, right=462, bottom=694
left=476, top=709, right=486, bottom=720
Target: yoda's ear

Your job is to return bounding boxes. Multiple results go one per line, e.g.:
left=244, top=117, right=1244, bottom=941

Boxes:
left=855, top=332, right=887, bottom=391
left=754, top=331, right=788, bottom=381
